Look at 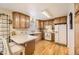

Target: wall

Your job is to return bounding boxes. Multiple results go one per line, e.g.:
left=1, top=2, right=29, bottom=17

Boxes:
left=0, top=8, right=13, bottom=34
left=0, top=8, right=28, bottom=35
left=0, top=8, right=38, bottom=36
left=0, top=8, right=12, bottom=52
left=67, top=4, right=75, bottom=55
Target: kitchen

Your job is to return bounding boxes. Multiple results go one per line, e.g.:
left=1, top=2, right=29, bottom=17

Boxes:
left=0, top=3, right=75, bottom=55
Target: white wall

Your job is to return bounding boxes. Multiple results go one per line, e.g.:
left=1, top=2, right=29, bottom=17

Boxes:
left=67, top=4, right=75, bottom=55
left=0, top=8, right=12, bottom=19
left=29, top=17, right=37, bottom=31
left=0, top=8, right=28, bottom=35
left=0, top=8, right=38, bottom=35
left=0, top=8, right=13, bottom=34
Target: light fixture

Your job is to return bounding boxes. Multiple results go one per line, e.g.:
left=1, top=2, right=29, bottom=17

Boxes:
left=42, top=10, right=51, bottom=18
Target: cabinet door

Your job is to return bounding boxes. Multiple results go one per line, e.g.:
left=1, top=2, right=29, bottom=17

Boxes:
left=13, top=12, right=30, bottom=29
left=58, top=24, right=67, bottom=45
left=54, top=17, right=67, bottom=24
left=13, top=12, right=20, bottom=29
left=75, top=4, right=79, bottom=13
left=60, top=17, right=67, bottom=24
left=40, top=21, right=44, bottom=29
left=20, top=14, right=26, bottom=28
left=54, top=18, right=59, bottom=24
left=37, top=21, right=41, bottom=29
left=25, top=16, right=30, bottom=28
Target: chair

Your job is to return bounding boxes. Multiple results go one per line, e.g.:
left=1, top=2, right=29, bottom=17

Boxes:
left=1, top=37, right=25, bottom=55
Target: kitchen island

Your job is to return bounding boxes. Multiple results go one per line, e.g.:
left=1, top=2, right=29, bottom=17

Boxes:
left=11, top=35, right=37, bottom=55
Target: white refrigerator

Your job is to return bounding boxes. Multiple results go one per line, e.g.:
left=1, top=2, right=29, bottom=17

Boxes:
left=55, top=24, right=67, bottom=45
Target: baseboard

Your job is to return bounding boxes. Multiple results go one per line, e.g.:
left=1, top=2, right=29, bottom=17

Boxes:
left=55, top=42, right=67, bottom=47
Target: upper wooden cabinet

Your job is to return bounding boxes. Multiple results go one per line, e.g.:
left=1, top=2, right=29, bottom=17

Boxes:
left=37, top=16, right=67, bottom=30
left=13, top=12, right=30, bottom=29
left=37, top=20, right=54, bottom=30
left=75, top=4, right=79, bottom=14
left=53, top=16, right=67, bottom=24
left=37, top=20, right=44, bottom=30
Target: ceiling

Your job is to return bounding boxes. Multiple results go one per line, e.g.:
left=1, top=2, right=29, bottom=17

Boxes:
left=0, top=3, right=71, bottom=19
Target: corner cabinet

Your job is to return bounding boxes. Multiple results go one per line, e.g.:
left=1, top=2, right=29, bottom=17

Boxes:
left=13, top=12, right=30, bottom=29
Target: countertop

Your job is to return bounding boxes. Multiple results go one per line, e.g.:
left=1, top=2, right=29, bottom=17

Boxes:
left=11, top=35, right=38, bottom=44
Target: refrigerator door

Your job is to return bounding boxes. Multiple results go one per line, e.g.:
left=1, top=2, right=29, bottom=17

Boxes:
left=58, top=24, right=67, bottom=45
left=55, top=24, right=67, bottom=45
left=55, top=25, right=59, bottom=43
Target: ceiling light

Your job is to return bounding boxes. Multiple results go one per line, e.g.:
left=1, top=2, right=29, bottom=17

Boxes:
left=42, top=10, right=51, bottom=18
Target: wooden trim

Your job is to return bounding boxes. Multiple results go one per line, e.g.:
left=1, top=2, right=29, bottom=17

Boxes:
left=66, top=23, right=68, bottom=47
left=12, top=12, right=15, bottom=29
left=53, top=16, right=67, bottom=20
left=54, top=23, right=67, bottom=25
left=13, top=11, right=30, bottom=17
left=38, top=16, right=67, bottom=21
left=55, top=42, right=67, bottom=47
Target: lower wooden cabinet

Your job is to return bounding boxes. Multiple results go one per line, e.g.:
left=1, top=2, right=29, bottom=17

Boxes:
left=25, top=40, right=35, bottom=55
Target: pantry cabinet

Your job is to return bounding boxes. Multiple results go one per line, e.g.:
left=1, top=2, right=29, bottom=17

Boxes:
left=13, top=12, right=30, bottom=29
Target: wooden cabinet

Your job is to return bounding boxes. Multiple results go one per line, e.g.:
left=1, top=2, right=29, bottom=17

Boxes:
left=20, top=14, right=26, bottom=28
left=75, top=4, right=79, bottom=54
left=53, top=16, right=67, bottom=24
left=13, top=12, right=30, bottom=29
left=25, top=40, right=35, bottom=55
left=40, top=21, right=44, bottom=29
left=60, top=17, right=67, bottom=23
left=75, top=4, right=79, bottom=14
left=13, top=12, right=20, bottom=29
left=48, top=21, right=53, bottom=25
left=37, top=20, right=54, bottom=40
left=37, top=16, right=67, bottom=30
left=53, top=18, right=59, bottom=24
left=38, top=20, right=54, bottom=30
left=37, top=20, right=44, bottom=30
